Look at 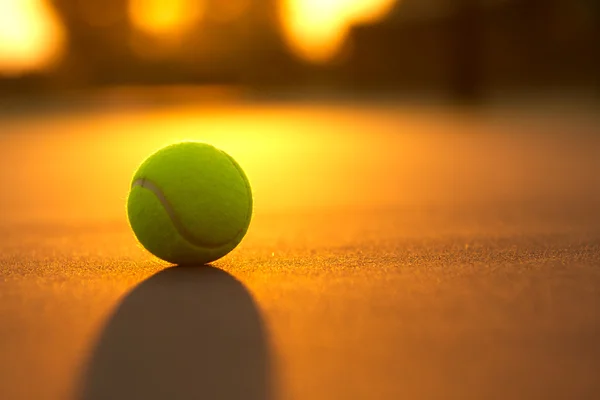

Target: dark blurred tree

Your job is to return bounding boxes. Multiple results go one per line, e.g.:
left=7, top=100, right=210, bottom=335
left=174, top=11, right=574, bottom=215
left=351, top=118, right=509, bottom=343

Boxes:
left=49, top=0, right=295, bottom=87
left=447, top=0, right=483, bottom=103
left=51, top=0, right=136, bottom=86
left=6, top=0, right=596, bottom=94
left=487, top=0, right=600, bottom=91
left=180, top=0, right=297, bottom=86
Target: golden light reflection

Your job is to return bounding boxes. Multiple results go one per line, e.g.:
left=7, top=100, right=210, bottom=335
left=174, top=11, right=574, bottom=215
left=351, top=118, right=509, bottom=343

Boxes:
left=279, top=0, right=398, bottom=63
left=2, top=101, right=599, bottom=225
left=128, top=0, right=205, bottom=38
left=0, top=102, right=521, bottom=223
left=0, top=0, right=65, bottom=76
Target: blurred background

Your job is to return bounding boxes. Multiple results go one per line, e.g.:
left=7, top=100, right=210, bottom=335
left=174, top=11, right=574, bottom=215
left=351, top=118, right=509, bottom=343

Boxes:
left=1, top=5, right=600, bottom=399
left=1, top=0, right=599, bottom=225
left=0, top=0, right=598, bottom=101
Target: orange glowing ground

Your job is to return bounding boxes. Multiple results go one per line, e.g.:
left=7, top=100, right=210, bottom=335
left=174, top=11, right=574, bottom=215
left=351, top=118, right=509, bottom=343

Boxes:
left=1, top=98, right=600, bottom=400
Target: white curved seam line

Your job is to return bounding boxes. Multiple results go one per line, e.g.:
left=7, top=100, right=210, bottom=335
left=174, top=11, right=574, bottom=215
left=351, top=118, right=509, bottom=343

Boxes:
left=131, top=178, right=234, bottom=250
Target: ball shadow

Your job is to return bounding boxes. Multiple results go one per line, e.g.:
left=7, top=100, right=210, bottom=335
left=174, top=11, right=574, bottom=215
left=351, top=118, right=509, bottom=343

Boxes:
left=78, top=266, right=272, bottom=400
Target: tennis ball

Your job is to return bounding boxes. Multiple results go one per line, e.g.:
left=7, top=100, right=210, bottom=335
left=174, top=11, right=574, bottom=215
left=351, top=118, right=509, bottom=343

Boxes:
left=127, top=142, right=252, bottom=265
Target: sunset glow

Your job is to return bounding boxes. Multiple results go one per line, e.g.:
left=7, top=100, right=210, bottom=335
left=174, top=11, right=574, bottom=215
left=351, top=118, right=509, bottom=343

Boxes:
left=0, top=0, right=65, bottom=76
left=0, top=0, right=399, bottom=75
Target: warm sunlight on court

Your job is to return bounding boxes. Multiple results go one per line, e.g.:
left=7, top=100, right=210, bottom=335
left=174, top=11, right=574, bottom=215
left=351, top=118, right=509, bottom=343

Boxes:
left=0, top=0, right=64, bottom=76
left=128, top=0, right=205, bottom=38
left=279, top=0, right=398, bottom=63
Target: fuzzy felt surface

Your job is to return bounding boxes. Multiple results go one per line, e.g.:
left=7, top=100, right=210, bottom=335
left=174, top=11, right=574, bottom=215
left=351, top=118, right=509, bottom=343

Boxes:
left=127, top=142, right=252, bottom=264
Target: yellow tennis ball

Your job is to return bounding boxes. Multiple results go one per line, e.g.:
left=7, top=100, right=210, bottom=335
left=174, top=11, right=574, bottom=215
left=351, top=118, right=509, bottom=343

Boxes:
left=127, top=142, right=252, bottom=264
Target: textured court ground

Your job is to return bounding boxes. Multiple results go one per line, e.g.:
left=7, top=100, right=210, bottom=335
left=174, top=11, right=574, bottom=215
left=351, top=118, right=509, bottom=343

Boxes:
left=1, top=99, right=599, bottom=400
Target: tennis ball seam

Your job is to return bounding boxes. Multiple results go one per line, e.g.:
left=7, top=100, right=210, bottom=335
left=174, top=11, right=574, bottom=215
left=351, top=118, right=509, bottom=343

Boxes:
left=131, top=177, right=249, bottom=250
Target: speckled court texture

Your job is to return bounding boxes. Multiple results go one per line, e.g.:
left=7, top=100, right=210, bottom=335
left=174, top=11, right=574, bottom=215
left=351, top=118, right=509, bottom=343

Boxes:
left=1, top=99, right=599, bottom=400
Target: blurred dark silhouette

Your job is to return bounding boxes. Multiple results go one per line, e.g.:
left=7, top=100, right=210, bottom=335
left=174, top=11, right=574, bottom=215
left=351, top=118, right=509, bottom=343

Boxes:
left=78, top=266, right=272, bottom=400
left=52, top=0, right=134, bottom=86
left=0, top=0, right=598, bottom=101
left=345, top=0, right=599, bottom=99
left=449, top=0, right=484, bottom=101
left=49, top=0, right=294, bottom=88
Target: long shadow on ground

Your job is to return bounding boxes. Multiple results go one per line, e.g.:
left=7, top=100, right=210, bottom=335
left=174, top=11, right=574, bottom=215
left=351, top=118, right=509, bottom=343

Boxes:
left=79, top=266, right=271, bottom=400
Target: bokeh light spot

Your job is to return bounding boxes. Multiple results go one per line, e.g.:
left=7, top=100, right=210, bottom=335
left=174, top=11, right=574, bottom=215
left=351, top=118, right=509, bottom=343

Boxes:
left=0, top=0, right=65, bottom=76
left=279, top=0, right=398, bottom=63
left=128, top=0, right=205, bottom=38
